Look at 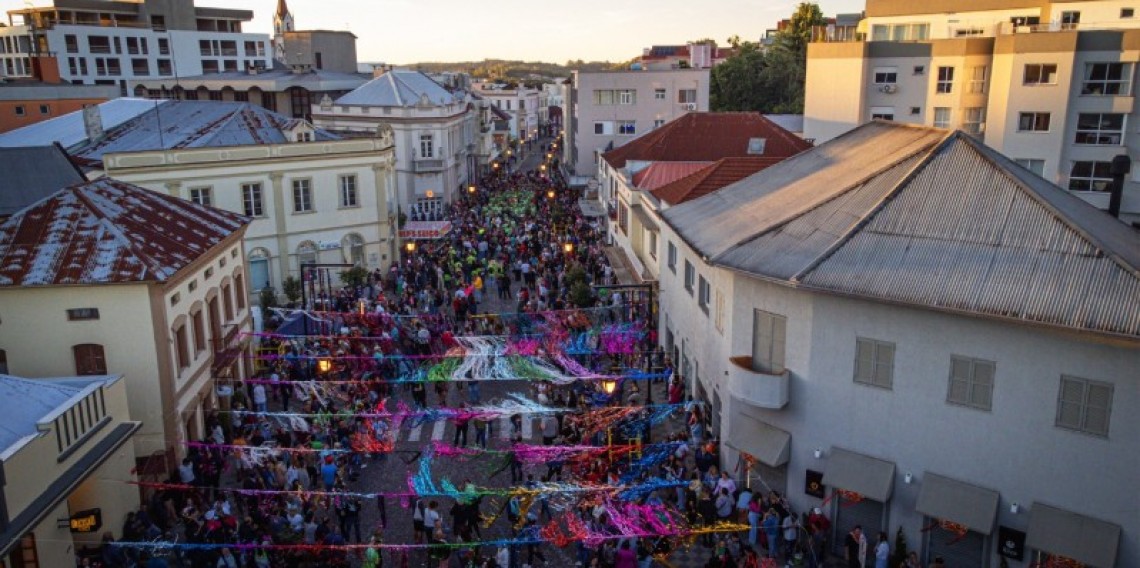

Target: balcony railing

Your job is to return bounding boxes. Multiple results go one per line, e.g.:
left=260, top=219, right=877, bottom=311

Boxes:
left=210, top=325, right=243, bottom=373
left=727, top=356, right=790, bottom=409
left=413, top=159, right=445, bottom=172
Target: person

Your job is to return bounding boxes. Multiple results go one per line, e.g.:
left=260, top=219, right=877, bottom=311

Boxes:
left=216, top=547, right=238, bottom=568
left=806, top=507, right=831, bottom=560
left=747, top=493, right=763, bottom=549
left=762, top=508, right=780, bottom=558
left=615, top=540, right=637, bottom=568
left=783, top=512, right=799, bottom=559
left=845, top=525, right=864, bottom=568
left=412, top=497, right=426, bottom=545
left=252, top=382, right=268, bottom=413
left=904, top=551, right=923, bottom=568
left=541, top=414, right=557, bottom=445
left=715, top=488, right=734, bottom=522
left=875, top=531, right=889, bottom=568
left=361, top=534, right=381, bottom=568
left=714, top=470, right=737, bottom=499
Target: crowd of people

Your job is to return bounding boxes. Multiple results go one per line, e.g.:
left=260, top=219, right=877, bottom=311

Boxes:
left=86, top=142, right=842, bottom=568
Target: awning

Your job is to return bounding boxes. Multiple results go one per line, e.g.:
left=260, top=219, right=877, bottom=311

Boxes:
left=399, top=221, right=452, bottom=239
left=915, top=472, right=999, bottom=535
left=630, top=204, right=660, bottom=232
left=1026, top=503, right=1121, bottom=568
left=726, top=413, right=790, bottom=467
left=823, top=447, right=895, bottom=502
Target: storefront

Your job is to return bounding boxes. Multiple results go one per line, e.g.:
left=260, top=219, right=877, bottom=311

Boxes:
left=1026, top=502, right=1121, bottom=568
left=725, top=411, right=790, bottom=496
left=824, top=447, right=896, bottom=565
left=915, top=472, right=999, bottom=567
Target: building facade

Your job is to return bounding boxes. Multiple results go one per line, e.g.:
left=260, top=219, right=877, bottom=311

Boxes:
left=0, top=0, right=272, bottom=96
left=564, top=68, right=710, bottom=177
left=0, top=81, right=119, bottom=134
left=472, top=82, right=541, bottom=143
left=655, top=122, right=1138, bottom=568
left=804, top=0, right=1140, bottom=225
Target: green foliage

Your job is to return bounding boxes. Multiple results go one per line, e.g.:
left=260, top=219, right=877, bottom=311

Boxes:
left=340, top=266, right=370, bottom=288
left=258, top=287, right=277, bottom=310
left=565, top=264, right=594, bottom=308
left=891, top=526, right=909, bottom=568
left=282, top=276, right=302, bottom=306
left=401, top=59, right=614, bottom=81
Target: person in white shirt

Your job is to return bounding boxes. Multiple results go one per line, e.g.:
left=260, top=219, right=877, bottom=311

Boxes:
left=252, top=383, right=268, bottom=413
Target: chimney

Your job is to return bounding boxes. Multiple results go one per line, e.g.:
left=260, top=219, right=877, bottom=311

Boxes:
left=82, top=104, right=103, bottom=143
left=1109, top=154, right=1130, bottom=218
left=372, top=64, right=388, bottom=79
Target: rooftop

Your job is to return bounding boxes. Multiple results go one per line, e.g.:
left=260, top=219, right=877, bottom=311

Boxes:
left=0, top=177, right=248, bottom=287
left=633, top=162, right=712, bottom=192
left=0, top=374, right=114, bottom=455
left=651, top=157, right=785, bottom=205
left=0, top=145, right=86, bottom=218
left=602, top=112, right=812, bottom=169
left=134, top=68, right=370, bottom=91
left=0, top=98, right=162, bottom=149
left=663, top=121, right=1140, bottom=341
left=336, top=70, right=460, bottom=107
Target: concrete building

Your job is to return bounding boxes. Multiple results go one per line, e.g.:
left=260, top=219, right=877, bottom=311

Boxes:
left=0, top=374, right=140, bottom=568
left=804, top=0, right=1140, bottom=225
left=0, top=0, right=272, bottom=96
left=0, top=178, right=250, bottom=468
left=312, top=70, right=475, bottom=212
left=563, top=68, right=710, bottom=177
left=634, top=43, right=736, bottom=70
left=0, top=81, right=118, bottom=133
left=656, top=121, right=1138, bottom=568
left=472, top=82, right=541, bottom=143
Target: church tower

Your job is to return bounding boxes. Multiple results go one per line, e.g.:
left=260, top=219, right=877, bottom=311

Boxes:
left=272, top=0, right=294, bottom=63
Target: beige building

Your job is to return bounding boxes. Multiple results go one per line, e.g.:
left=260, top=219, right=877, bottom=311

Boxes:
left=0, top=178, right=251, bottom=465
left=804, top=0, right=1140, bottom=225
left=472, top=82, right=541, bottom=143
left=0, top=374, right=140, bottom=568
left=564, top=68, right=710, bottom=177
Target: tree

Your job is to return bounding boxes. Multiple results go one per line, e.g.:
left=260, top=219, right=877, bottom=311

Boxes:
left=282, top=276, right=302, bottom=307
left=259, top=287, right=277, bottom=310
left=891, top=526, right=909, bottom=568
left=710, top=41, right=769, bottom=111
left=339, top=266, right=370, bottom=288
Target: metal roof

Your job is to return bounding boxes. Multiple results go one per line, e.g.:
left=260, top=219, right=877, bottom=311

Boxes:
left=0, top=178, right=248, bottom=287
left=70, top=101, right=339, bottom=163
left=133, top=68, right=370, bottom=92
left=0, top=146, right=86, bottom=217
left=335, top=70, right=460, bottom=107
left=632, top=161, right=712, bottom=191
left=0, top=98, right=162, bottom=149
left=663, top=121, right=1140, bottom=340
left=0, top=375, right=111, bottom=455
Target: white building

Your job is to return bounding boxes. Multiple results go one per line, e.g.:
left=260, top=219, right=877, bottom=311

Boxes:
left=564, top=68, right=710, bottom=177
left=472, top=82, right=541, bottom=143
left=654, top=121, right=1139, bottom=568
left=0, top=178, right=251, bottom=466
left=0, top=0, right=272, bottom=96
left=804, top=0, right=1140, bottom=225
left=312, top=70, right=476, bottom=212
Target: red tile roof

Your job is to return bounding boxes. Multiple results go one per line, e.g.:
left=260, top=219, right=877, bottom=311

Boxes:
left=602, top=112, right=812, bottom=169
left=0, top=178, right=248, bottom=286
left=632, top=161, right=713, bottom=191
left=652, top=156, right=784, bottom=205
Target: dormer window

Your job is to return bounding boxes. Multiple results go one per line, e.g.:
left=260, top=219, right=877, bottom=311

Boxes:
left=296, top=131, right=313, bottom=142
left=285, top=119, right=317, bottom=143
left=747, top=138, right=767, bottom=155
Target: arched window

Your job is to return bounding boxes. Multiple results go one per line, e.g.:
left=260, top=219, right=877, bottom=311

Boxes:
left=73, top=344, right=107, bottom=375
left=248, top=248, right=271, bottom=291
left=297, top=241, right=318, bottom=274
left=342, top=233, right=365, bottom=266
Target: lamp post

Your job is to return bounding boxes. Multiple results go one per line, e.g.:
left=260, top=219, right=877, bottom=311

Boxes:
left=562, top=242, right=574, bottom=255
left=546, top=189, right=556, bottom=200
left=405, top=241, right=416, bottom=254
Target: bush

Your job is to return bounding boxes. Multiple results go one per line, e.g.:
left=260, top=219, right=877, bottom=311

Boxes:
left=282, top=276, right=302, bottom=307
left=340, top=266, right=370, bottom=288
left=258, top=287, right=277, bottom=309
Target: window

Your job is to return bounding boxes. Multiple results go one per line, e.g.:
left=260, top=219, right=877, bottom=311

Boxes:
left=158, top=38, right=170, bottom=55
left=170, top=292, right=180, bottom=306
left=1123, top=8, right=1135, bottom=18
left=683, top=260, right=695, bottom=294
left=1015, top=158, right=1046, bottom=176
left=73, top=344, right=107, bottom=376
left=174, top=325, right=190, bottom=370
left=936, top=66, right=954, bottom=93
left=339, top=175, right=358, bottom=207
left=66, top=308, right=100, bottom=321
left=188, top=280, right=197, bottom=292
left=653, top=119, right=666, bottom=129
left=38, top=104, right=49, bottom=115
left=192, top=311, right=206, bottom=353
left=969, top=65, right=987, bottom=94
left=1061, top=10, right=1080, bottom=30
left=242, top=183, right=264, bottom=216
left=1056, top=375, right=1112, bottom=436
left=933, top=107, right=951, bottom=128
left=698, top=276, right=711, bottom=313
left=65, top=34, right=78, bottom=53
left=593, top=121, right=613, bottom=135
left=1017, top=112, right=1051, bottom=132
left=751, top=310, right=786, bottom=374
left=963, top=107, right=986, bottom=135
left=1068, top=161, right=1114, bottom=192
left=617, top=121, right=636, bottom=135
left=854, top=337, right=894, bottom=389
left=618, top=202, right=628, bottom=234
left=0, top=349, right=7, bottom=374
left=667, top=241, right=677, bottom=273
left=593, top=89, right=616, bottom=105
left=1023, top=63, right=1057, bottom=85
left=14, top=105, right=25, bottom=117
left=870, top=107, right=894, bottom=120
left=873, top=67, right=898, bottom=84
left=292, top=179, right=313, bottom=212
left=910, top=107, right=921, bottom=115
left=157, top=59, right=172, bottom=76
left=343, top=234, right=365, bottom=265
left=222, top=284, right=234, bottom=321
left=678, top=89, right=697, bottom=103
left=297, top=242, right=318, bottom=270
left=648, top=231, right=657, bottom=259
left=1075, top=113, right=1125, bottom=145
left=204, top=267, right=213, bottom=279
left=913, top=65, right=925, bottom=75
left=618, top=89, right=636, bottom=105
left=947, top=356, right=994, bottom=411
left=1083, top=63, right=1130, bottom=95
left=234, top=274, right=246, bottom=310
left=870, top=23, right=929, bottom=41
left=654, top=88, right=666, bottom=100
left=419, top=134, right=434, bottom=158
left=189, top=187, right=212, bottom=207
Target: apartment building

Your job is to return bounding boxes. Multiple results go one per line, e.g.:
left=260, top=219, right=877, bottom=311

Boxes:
left=0, top=0, right=272, bottom=95
left=804, top=0, right=1140, bottom=225
left=656, top=121, right=1138, bottom=568
left=472, top=82, right=541, bottom=143
left=564, top=68, right=709, bottom=177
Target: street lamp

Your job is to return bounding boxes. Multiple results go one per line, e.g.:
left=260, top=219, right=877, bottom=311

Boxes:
left=546, top=153, right=553, bottom=161
left=468, top=185, right=476, bottom=194
left=563, top=242, right=574, bottom=254
left=540, top=164, right=547, bottom=172
left=547, top=189, right=556, bottom=199
left=601, top=379, right=617, bottom=395
left=318, top=358, right=332, bottom=374
left=405, top=241, right=416, bottom=253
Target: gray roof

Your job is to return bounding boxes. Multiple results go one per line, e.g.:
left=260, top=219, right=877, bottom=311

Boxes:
left=0, top=145, right=85, bottom=217
left=663, top=121, right=1140, bottom=340
left=762, top=114, right=804, bottom=134
left=336, top=70, right=460, bottom=107
left=0, top=98, right=162, bottom=149
left=0, top=375, right=110, bottom=454
left=69, top=100, right=339, bottom=163
left=133, top=68, right=370, bottom=92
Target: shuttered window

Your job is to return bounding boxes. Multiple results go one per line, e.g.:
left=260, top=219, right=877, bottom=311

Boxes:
left=1056, top=375, right=1113, bottom=436
left=854, top=337, right=894, bottom=389
left=947, top=356, right=994, bottom=411
left=751, top=310, right=786, bottom=374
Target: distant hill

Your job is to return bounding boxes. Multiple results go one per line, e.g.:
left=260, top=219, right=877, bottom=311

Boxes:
left=364, top=59, right=624, bottom=83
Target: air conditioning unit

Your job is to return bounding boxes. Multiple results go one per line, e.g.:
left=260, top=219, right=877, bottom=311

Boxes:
left=879, top=84, right=898, bottom=94
left=680, top=102, right=697, bottom=110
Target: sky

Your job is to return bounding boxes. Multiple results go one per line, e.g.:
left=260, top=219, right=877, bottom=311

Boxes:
left=3, top=0, right=867, bottom=64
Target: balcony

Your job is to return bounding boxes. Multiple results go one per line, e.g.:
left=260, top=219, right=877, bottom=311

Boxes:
left=728, top=356, right=789, bottom=409
left=413, top=158, right=445, bottom=173
left=210, top=325, right=243, bottom=373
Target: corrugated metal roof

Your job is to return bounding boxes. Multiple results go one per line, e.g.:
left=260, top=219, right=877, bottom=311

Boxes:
left=633, top=161, right=712, bottom=191
left=663, top=121, right=1140, bottom=340
left=336, top=70, right=460, bottom=107
left=0, top=375, right=103, bottom=454
left=0, top=178, right=248, bottom=286
left=0, top=98, right=162, bottom=149
left=70, top=101, right=339, bottom=163
left=0, top=146, right=86, bottom=217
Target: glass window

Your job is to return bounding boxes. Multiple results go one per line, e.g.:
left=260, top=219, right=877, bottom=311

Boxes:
left=873, top=67, right=898, bottom=84
left=618, top=89, right=636, bottom=105
left=1068, top=161, right=1114, bottom=192
left=617, top=121, right=636, bottom=135
left=1017, top=112, right=1051, bottom=132
left=698, top=276, right=711, bottom=313
left=969, top=65, right=987, bottom=94
left=593, top=89, right=615, bottom=105
left=667, top=241, right=677, bottom=273
left=419, top=134, right=433, bottom=158
left=73, top=344, right=107, bottom=376
left=854, top=337, right=894, bottom=389
left=1082, top=63, right=1131, bottom=95
left=963, top=107, right=986, bottom=135
left=189, top=187, right=212, bottom=207
left=174, top=325, right=190, bottom=370
left=242, top=183, right=264, bottom=216
left=751, top=310, right=786, bottom=374
left=1075, top=113, right=1125, bottom=145
left=933, top=107, right=951, bottom=128
left=684, top=261, right=695, bottom=294
left=339, top=174, right=358, bottom=207
left=192, top=311, right=206, bottom=353
left=936, top=66, right=954, bottom=93
left=1061, top=10, right=1081, bottom=30
left=292, top=179, right=313, bottom=212
left=678, top=89, right=698, bottom=103
left=654, top=88, right=666, bottom=100
left=1023, top=63, right=1058, bottom=85
left=1015, top=158, right=1045, bottom=176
